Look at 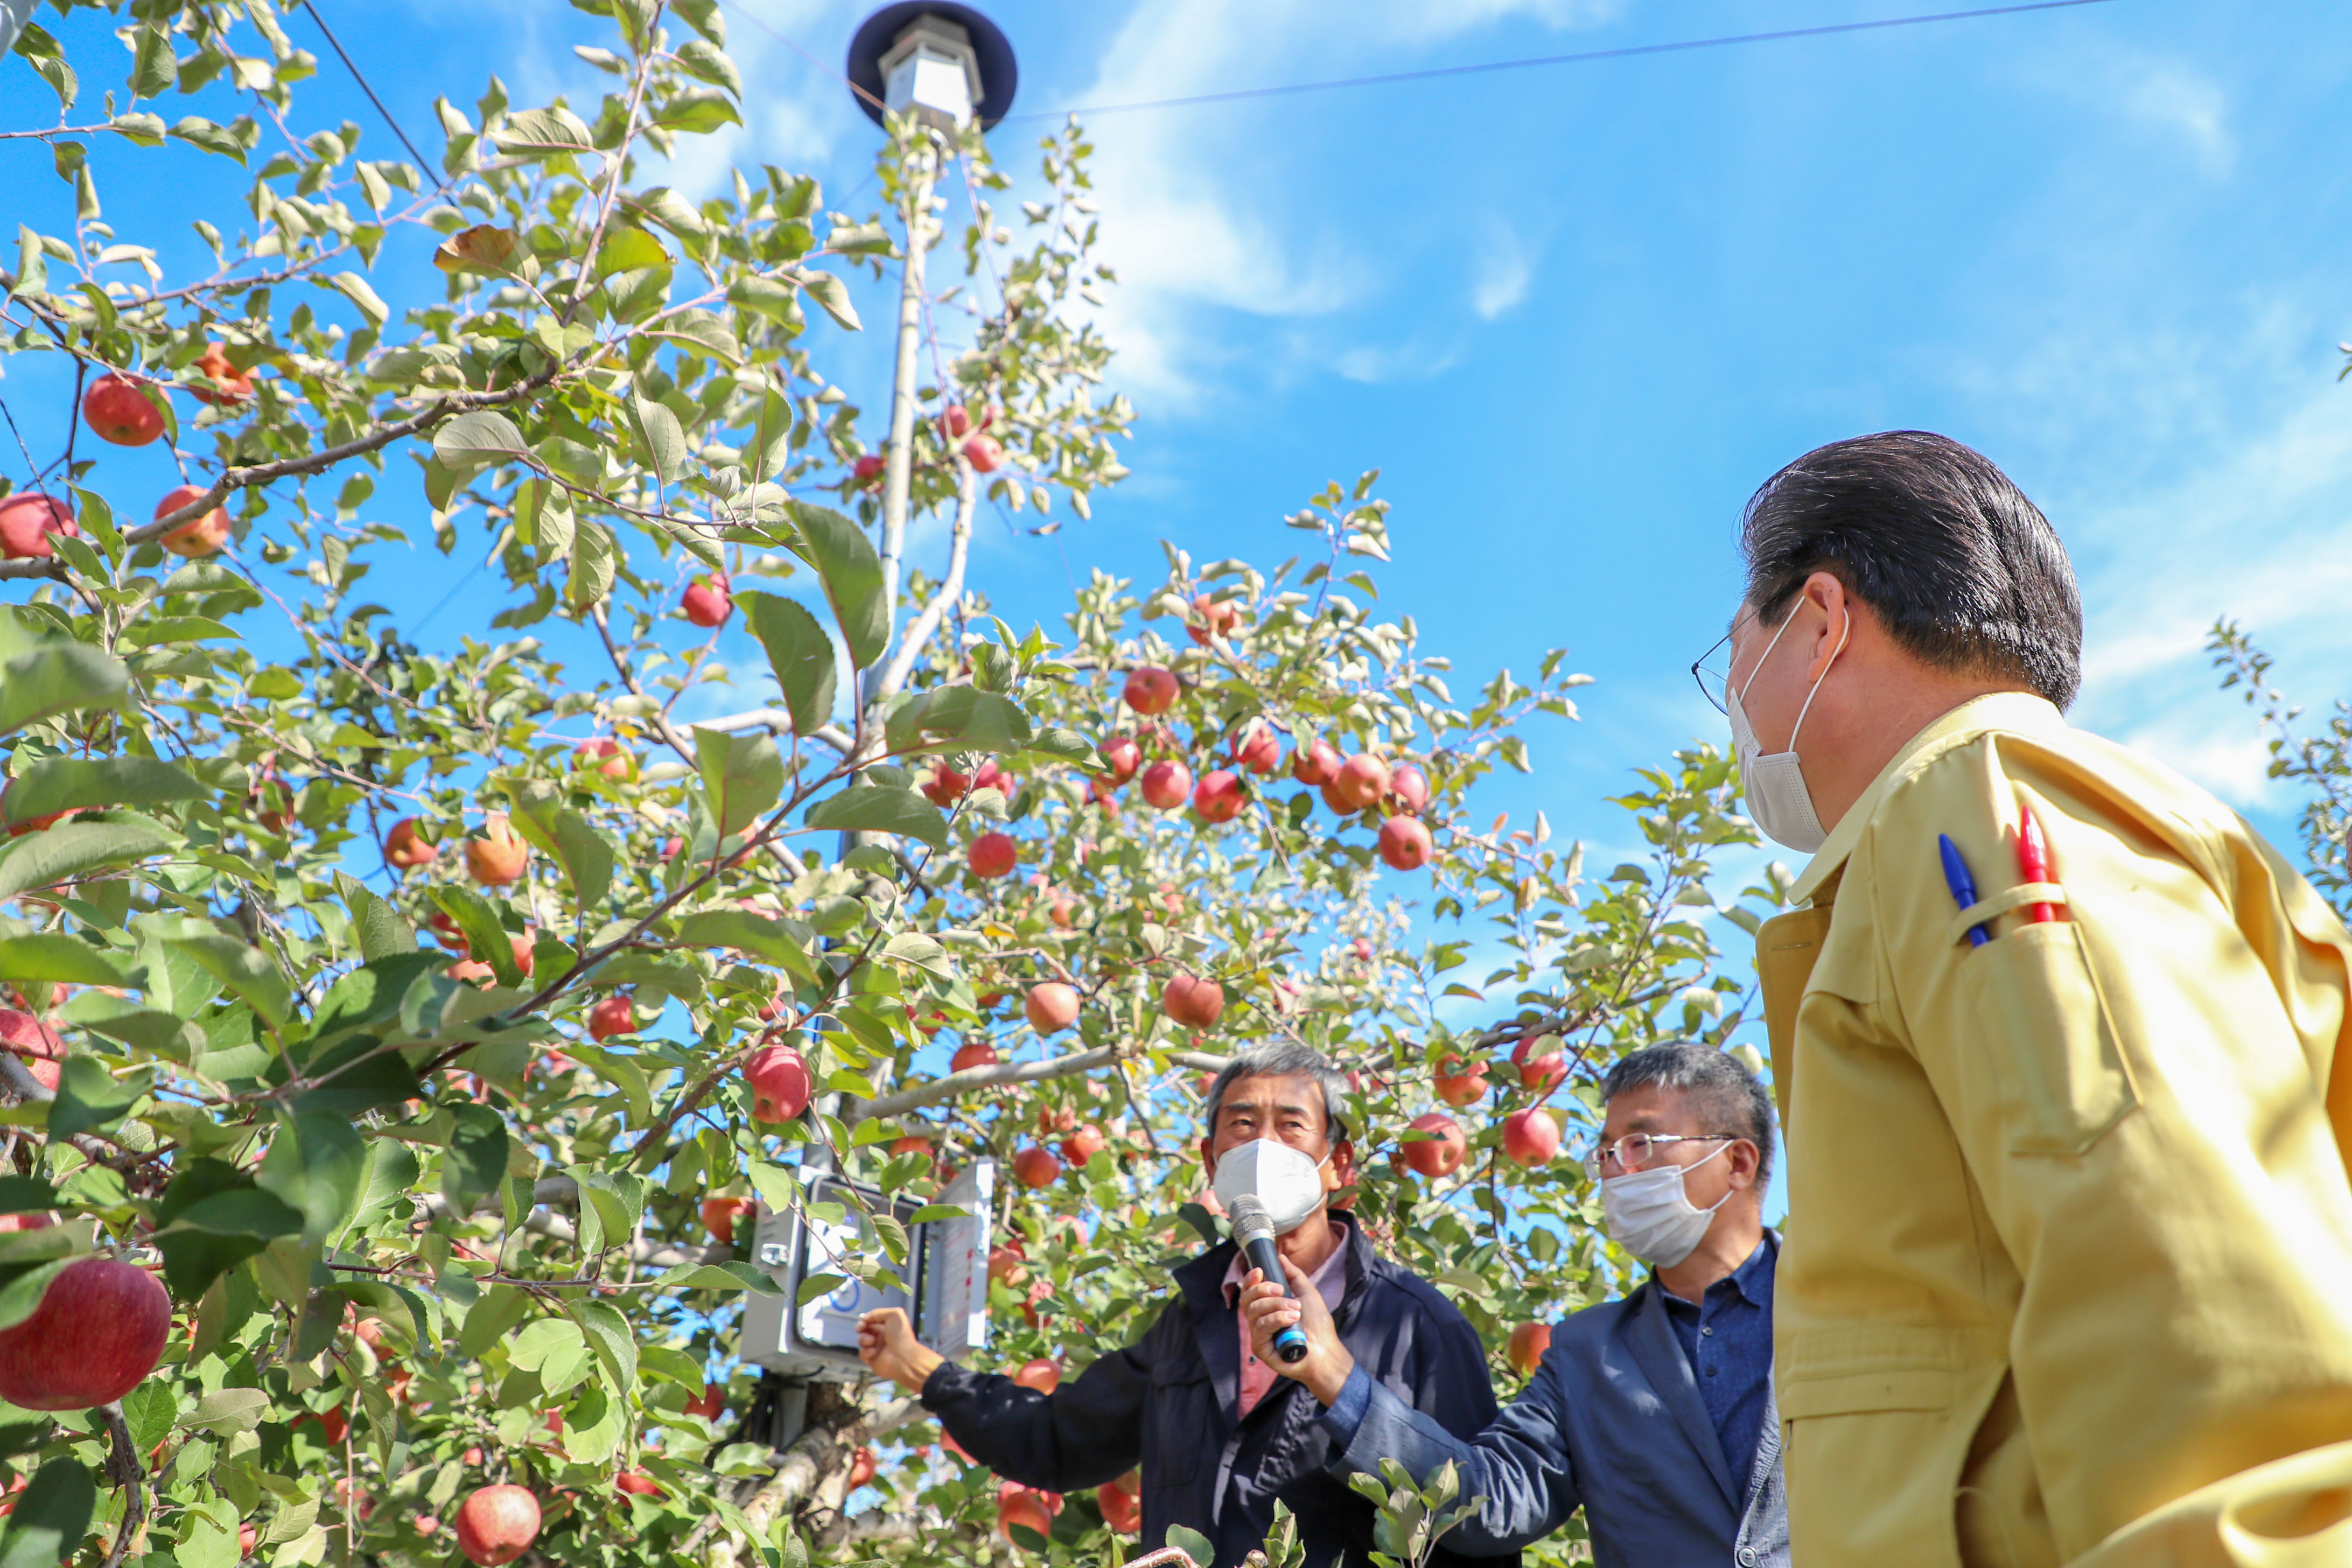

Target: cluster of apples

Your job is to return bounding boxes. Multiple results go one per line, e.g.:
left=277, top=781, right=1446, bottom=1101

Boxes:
left=1401, top=1035, right=1569, bottom=1179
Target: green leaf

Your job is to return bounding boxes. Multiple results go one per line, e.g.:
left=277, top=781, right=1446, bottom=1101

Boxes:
left=0, top=814, right=173, bottom=902
left=893, top=686, right=1033, bottom=754
left=428, top=884, right=525, bottom=988
left=0, top=1458, right=94, bottom=1568
left=0, top=933, right=131, bottom=986
left=179, top=1387, right=271, bottom=1435
left=493, top=104, right=595, bottom=156
left=118, top=1378, right=176, bottom=1454
left=1165, top=1525, right=1215, bottom=1568
left=167, top=116, right=246, bottom=163
left=632, top=392, right=687, bottom=484
left=321, top=270, right=389, bottom=328
left=255, top=1112, right=366, bottom=1248
left=2, top=754, right=202, bottom=825
left=504, top=790, right=614, bottom=916
left=47, top=1054, right=142, bottom=1139
left=652, top=1261, right=784, bottom=1293
left=568, top=519, right=618, bottom=609
left=672, top=910, right=819, bottom=984
left=694, top=728, right=784, bottom=840
left=0, top=619, right=127, bottom=733
left=152, top=1174, right=303, bottom=1301
left=795, top=268, right=860, bottom=331
left=432, top=410, right=531, bottom=484
left=129, top=24, right=174, bottom=98
left=786, top=503, right=887, bottom=669
left=736, top=591, right=837, bottom=738
left=335, top=871, right=416, bottom=959
left=442, top=1102, right=509, bottom=1215
left=803, top=785, right=947, bottom=851
left=164, top=930, right=291, bottom=1031
left=569, top=1297, right=638, bottom=1390
left=0, top=1177, right=59, bottom=1216
left=594, top=226, right=669, bottom=275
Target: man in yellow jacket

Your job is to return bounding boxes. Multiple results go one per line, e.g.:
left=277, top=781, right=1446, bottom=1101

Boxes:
left=1712, top=430, right=2352, bottom=1568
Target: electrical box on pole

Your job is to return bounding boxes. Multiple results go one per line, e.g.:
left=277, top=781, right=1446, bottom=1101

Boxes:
left=739, top=1157, right=994, bottom=1378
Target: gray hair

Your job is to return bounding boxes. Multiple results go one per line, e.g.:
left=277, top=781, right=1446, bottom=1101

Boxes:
left=1600, top=1042, right=1777, bottom=1187
left=1202, top=1041, right=1352, bottom=1144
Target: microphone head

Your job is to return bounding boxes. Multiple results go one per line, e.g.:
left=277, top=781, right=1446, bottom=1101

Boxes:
left=1226, top=1193, right=1276, bottom=1245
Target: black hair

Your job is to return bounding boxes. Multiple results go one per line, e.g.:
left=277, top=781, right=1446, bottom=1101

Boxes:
left=1741, top=431, right=2082, bottom=710
left=1600, top=1041, right=1776, bottom=1188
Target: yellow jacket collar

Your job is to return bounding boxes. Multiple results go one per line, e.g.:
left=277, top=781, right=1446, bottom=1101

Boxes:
left=1789, top=690, right=2067, bottom=906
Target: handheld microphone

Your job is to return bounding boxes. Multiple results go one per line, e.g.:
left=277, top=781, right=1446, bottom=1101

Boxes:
left=1228, top=1195, right=1310, bottom=1366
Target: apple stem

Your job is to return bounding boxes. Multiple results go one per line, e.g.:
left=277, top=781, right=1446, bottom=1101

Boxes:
left=95, top=1400, right=145, bottom=1568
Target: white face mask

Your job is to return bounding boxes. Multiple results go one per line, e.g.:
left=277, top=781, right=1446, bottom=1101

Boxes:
left=1601, top=1142, right=1732, bottom=1268
left=1726, top=605, right=1850, bottom=854
left=1212, top=1138, right=1332, bottom=1235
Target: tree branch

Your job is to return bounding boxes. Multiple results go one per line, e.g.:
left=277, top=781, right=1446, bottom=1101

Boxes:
left=872, top=457, right=976, bottom=702
left=848, top=1044, right=1229, bottom=1124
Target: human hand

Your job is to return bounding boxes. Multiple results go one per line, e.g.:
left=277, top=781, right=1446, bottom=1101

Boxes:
left=857, top=1307, right=946, bottom=1393
left=1241, top=1257, right=1355, bottom=1407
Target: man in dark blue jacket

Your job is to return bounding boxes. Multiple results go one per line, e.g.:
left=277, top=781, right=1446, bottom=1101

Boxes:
left=1244, top=1042, right=1789, bottom=1567
left=857, top=1041, right=1508, bottom=1568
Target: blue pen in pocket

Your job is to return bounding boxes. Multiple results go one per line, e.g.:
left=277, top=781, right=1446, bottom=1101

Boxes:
left=1939, top=834, right=1991, bottom=947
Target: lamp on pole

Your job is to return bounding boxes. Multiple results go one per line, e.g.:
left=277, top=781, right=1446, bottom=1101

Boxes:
left=844, top=4, right=1018, bottom=708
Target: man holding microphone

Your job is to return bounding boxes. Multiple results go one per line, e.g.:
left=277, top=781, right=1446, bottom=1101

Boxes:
left=1243, top=1041, right=1789, bottom=1567
left=856, top=1041, right=1506, bottom=1568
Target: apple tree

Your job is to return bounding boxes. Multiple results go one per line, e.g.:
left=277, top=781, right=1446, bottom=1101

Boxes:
left=0, top=3, right=1772, bottom=1565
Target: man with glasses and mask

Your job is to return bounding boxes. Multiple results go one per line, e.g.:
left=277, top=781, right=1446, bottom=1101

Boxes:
left=1699, top=431, right=2352, bottom=1567
left=855, top=1040, right=1505, bottom=1568
left=1242, top=1041, right=1788, bottom=1567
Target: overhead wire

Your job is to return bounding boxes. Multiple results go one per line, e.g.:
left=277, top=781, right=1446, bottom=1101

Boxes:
left=298, top=0, right=452, bottom=192
left=998, top=0, right=2118, bottom=121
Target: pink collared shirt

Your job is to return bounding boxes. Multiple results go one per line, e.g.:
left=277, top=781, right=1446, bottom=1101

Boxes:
left=1222, top=1216, right=1352, bottom=1419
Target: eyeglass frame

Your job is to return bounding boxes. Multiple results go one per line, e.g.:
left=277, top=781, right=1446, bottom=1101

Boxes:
left=1580, top=1131, right=1738, bottom=1183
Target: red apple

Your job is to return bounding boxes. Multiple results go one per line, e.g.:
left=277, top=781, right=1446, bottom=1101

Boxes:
left=1291, top=739, right=1341, bottom=786
left=700, top=1196, right=755, bottom=1246
left=0, top=1256, right=171, bottom=1409
left=1012, top=1145, right=1062, bottom=1188
left=1, top=1009, right=66, bottom=1092
left=681, top=577, right=731, bottom=627
left=1502, top=1107, right=1561, bottom=1167
left=1378, top=815, right=1434, bottom=872
left=1401, top=1112, right=1467, bottom=1179
left=454, top=1484, right=541, bottom=1566
left=852, top=453, right=887, bottom=486
left=614, top=1469, right=663, bottom=1498
left=922, top=762, right=971, bottom=807
left=988, top=1242, right=1028, bottom=1285
left=252, top=776, right=296, bottom=831
left=1232, top=723, right=1280, bottom=776
left=1099, top=734, right=1142, bottom=785
left=1047, top=895, right=1080, bottom=928
left=307, top=1405, right=349, bottom=1445
left=384, top=817, right=437, bottom=869
left=1186, top=592, right=1240, bottom=646
left=1013, top=1357, right=1061, bottom=1394
left=1161, top=972, right=1224, bottom=1030
left=0, top=493, right=75, bottom=560
left=1512, top=1035, right=1567, bottom=1094
left=997, top=1481, right=1060, bottom=1542
left=464, top=814, right=530, bottom=885
left=1025, top=982, right=1080, bottom=1034
left=686, top=1382, right=725, bottom=1420
left=846, top=1445, right=878, bottom=1490
left=1192, top=769, right=1245, bottom=824
left=1060, top=1123, right=1105, bottom=1167
left=939, top=404, right=974, bottom=439
left=963, top=434, right=1004, bottom=472
left=1098, top=1478, right=1142, bottom=1534
left=1122, top=667, right=1178, bottom=716
left=1319, top=779, right=1356, bottom=817
left=0, top=1214, right=54, bottom=1234
left=1507, top=1321, right=1552, bottom=1379
left=574, top=737, right=634, bottom=781
left=1433, top=1056, right=1488, bottom=1107
left=155, top=484, right=231, bottom=557
left=1388, top=763, right=1430, bottom=815
left=744, top=1044, right=813, bottom=1122
left=508, top=933, right=536, bottom=977
left=586, top=996, right=635, bottom=1040
left=1332, top=754, right=1391, bottom=811
left=972, top=758, right=1016, bottom=798
left=188, top=344, right=253, bottom=407
left=1140, top=760, right=1192, bottom=812
left=969, top=831, right=1018, bottom=879
left=82, top=373, right=164, bottom=446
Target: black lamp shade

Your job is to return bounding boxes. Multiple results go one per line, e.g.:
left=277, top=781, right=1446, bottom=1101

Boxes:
left=845, top=3, right=1019, bottom=131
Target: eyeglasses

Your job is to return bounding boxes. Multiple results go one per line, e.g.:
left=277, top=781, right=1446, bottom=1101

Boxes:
left=1691, top=629, right=1732, bottom=716
left=1580, top=1132, right=1735, bottom=1182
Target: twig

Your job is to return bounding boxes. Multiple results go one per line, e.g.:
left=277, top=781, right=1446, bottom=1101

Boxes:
left=97, top=1401, right=145, bottom=1568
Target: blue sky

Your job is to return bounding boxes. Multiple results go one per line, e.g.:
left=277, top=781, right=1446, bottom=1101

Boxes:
left=9, top=2, right=2352, bottom=1168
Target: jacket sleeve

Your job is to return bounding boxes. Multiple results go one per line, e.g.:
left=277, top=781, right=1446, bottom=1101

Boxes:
left=1326, top=1358, right=1579, bottom=1555
left=1873, top=736, right=2352, bottom=1557
left=921, top=1319, right=1156, bottom=1494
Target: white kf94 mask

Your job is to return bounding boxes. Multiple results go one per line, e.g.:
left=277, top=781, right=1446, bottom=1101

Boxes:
left=1212, top=1138, right=1331, bottom=1235
left=1601, top=1142, right=1732, bottom=1268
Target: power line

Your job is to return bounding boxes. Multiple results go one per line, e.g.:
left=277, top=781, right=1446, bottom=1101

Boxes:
left=1001, top=0, right=2118, bottom=122
left=299, top=1, right=451, bottom=193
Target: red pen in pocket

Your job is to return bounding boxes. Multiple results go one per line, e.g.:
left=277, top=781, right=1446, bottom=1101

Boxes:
left=2016, top=804, right=2056, bottom=924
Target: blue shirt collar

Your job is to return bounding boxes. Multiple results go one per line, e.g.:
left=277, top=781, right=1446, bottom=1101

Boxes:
left=1656, top=1228, right=1778, bottom=1310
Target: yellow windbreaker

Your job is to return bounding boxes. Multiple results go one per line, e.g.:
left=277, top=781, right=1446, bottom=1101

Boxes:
left=1756, top=691, right=2352, bottom=1567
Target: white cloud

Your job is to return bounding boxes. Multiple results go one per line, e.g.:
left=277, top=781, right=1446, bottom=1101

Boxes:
left=2119, top=58, right=2234, bottom=177
left=1471, top=225, right=1531, bottom=320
